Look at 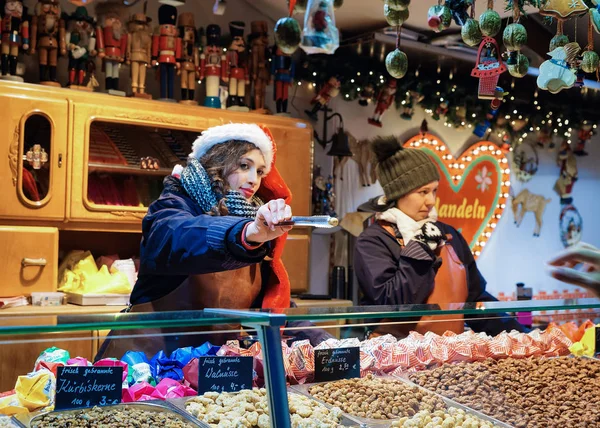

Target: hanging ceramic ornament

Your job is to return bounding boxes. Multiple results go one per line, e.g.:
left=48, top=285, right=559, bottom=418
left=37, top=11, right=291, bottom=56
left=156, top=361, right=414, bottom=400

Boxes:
left=386, top=27, right=408, bottom=79
left=540, top=0, right=589, bottom=20
left=275, top=0, right=302, bottom=54
left=384, top=3, right=410, bottom=26
left=472, top=36, right=507, bottom=99
left=300, top=0, right=340, bottom=55
left=581, top=15, right=600, bottom=74
left=559, top=204, right=583, bottom=247
left=537, top=42, right=581, bottom=93
left=386, top=0, right=411, bottom=10
left=479, top=0, right=502, bottom=37
left=503, top=12, right=527, bottom=65
left=428, top=3, right=452, bottom=32
left=550, top=22, right=570, bottom=51
left=461, top=1, right=482, bottom=46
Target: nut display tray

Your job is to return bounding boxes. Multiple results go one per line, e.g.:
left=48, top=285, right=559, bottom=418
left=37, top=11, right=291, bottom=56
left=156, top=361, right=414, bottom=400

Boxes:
left=291, top=376, right=514, bottom=428
left=13, top=401, right=204, bottom=428
left=168, top=393, right=362, bottom=427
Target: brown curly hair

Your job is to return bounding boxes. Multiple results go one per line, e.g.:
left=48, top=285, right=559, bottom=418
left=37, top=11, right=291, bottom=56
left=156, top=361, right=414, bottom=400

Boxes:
left=199, top=140, right=261, bottom=215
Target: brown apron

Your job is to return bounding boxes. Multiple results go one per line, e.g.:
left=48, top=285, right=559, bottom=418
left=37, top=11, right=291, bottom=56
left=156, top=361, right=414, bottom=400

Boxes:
left=96, top=265, right=262, bottom=360
left=372, top=222, right=468, bottom=338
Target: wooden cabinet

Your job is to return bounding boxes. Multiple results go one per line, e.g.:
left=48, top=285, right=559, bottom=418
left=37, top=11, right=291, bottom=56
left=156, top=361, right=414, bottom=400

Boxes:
left=0, top=80, right=314, bottom=294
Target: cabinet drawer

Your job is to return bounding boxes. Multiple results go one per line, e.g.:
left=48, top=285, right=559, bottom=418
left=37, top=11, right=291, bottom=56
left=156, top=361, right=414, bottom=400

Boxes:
left=0, top=226, right=58, bottom=295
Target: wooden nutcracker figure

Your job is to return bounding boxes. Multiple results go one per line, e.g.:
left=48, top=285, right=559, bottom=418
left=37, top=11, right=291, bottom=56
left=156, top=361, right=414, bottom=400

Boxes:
left=125, top=10, right=152, bottom=98
left=305, top=75, right=340, bottom=120
left=1, top=0, right=29, bottom=81
left=199, top=24, right=226, bottom=108
left=248, top=21, right=270, bottom=112
left=271, top=45, right=294, bottom=115
left=574, top=122, right=593, bottom=156
left=29, top=0, right=66, bottom=85
left=368, top=78, right=396, bottom=127
left=177, top=12, right=198, bottom=104
left=65, top=7, right=96, bottom=90
left=96, top=0, right=127, bottom=94
left=152, top=5, right=181, bottom=101
left=223, top=21, right=249, bottom=111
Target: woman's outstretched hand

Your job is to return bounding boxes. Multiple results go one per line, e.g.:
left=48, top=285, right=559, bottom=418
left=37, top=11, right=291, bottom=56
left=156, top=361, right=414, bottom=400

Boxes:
left=547, top=243, right=600, bottom=296
left=244, top=199, right=293, bottom=244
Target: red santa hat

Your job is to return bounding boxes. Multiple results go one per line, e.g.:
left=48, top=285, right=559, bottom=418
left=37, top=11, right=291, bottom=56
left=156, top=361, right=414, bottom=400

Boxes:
left=185, top=123, right=292, bottom=310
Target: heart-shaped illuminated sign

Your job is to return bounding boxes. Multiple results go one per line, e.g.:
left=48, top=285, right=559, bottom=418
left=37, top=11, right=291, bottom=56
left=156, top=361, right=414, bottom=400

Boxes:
left=403, top=133, right=511, bottom=258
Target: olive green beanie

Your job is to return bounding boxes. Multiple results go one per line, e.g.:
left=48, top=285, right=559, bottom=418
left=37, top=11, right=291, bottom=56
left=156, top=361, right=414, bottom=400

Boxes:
left=371, top=136, right=440, bottom=201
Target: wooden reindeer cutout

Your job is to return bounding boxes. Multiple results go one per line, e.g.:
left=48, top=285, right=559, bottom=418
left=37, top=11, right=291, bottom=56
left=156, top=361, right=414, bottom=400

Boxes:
left=511, top=189, right=551, bottom=237
left=335, top=132, right=377, bottom=187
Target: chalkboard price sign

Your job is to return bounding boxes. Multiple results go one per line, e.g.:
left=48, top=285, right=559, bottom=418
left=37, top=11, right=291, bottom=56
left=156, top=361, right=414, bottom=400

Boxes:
left=198, top=356, right=253, bottom=394
left=55, top=366, right=123, bottom=411
left=314, top=347, right=360, bottom=382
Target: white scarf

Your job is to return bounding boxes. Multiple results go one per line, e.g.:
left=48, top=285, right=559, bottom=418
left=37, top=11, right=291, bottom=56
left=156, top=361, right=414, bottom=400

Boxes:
left=376, top=200, right=438, bottom=245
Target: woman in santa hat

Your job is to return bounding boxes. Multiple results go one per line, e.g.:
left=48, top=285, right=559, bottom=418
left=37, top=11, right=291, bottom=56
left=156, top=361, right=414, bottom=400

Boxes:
left=96, top=123, right=329, bottom=359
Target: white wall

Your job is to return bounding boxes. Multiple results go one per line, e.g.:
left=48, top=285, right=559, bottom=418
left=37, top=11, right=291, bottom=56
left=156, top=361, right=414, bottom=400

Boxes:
left=279, top=84, right=600, bottom=299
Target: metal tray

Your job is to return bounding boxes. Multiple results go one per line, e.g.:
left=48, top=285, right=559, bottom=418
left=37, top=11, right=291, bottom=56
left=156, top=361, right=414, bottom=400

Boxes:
left=13, top=401, right=203, bottom=428
left=291, top=377, right=514, bottom=428
left=168, top=392, right=362, bottom=427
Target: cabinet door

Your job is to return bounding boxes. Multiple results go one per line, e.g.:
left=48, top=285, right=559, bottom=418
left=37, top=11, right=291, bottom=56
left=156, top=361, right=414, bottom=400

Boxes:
left=0, top=91, right=68, bottom=221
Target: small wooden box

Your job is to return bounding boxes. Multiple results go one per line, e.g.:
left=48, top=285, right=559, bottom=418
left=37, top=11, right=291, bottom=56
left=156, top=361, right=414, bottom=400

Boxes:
left=0, top=226, right=58, bottom=296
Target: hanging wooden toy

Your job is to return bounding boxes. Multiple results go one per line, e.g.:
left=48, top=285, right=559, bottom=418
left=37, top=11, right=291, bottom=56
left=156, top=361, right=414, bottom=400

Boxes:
left=540, top=0, right=588, bottom=52
left=511, top=188, right=551, bottom=237
left=554, top=139, right=578, bottom=204
left=537, top=42, right=581, bottom=93
left=574, top=121, right=593, bottom=156
left=368, top=78, right=397, bottom=127
left=503, top=2, right=529, bottom=78
left=461, top=0, right=482, bottom=47
left=472, top=36, right=506, bottom=99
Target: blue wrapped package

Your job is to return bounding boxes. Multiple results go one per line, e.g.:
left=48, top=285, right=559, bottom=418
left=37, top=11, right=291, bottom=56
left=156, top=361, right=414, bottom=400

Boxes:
left=121, top=351, right=155, bottom=386
left=150, top=350, right=184, bottom=381
left=193, top=342, right=220, bottom=357
left=121, top=351, right=149, bottom=366
left=170, top=347, right=194, bottom=366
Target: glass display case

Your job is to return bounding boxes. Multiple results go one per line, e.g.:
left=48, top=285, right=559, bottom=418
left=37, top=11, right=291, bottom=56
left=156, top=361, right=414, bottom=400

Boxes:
left=2, top=299, right=600, bottom=427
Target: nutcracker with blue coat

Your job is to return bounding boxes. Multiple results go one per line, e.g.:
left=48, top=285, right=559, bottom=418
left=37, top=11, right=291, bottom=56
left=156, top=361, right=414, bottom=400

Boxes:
left=271, top=45, right=294, bottom=115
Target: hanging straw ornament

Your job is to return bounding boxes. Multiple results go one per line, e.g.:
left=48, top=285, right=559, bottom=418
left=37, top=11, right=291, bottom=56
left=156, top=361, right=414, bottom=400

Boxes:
left=275, top=0, right=302, bottom=54
left=479, top=0, right=502, bottom=37
left=581, top=15, right=600, bottom=73
left=462, top=0, right=483, bottom=46
left=386, top=26, right=408, bottom=79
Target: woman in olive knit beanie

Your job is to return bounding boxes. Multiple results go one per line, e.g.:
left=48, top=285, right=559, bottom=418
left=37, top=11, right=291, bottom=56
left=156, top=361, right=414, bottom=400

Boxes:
left=354, top=136, right=526, bottom=338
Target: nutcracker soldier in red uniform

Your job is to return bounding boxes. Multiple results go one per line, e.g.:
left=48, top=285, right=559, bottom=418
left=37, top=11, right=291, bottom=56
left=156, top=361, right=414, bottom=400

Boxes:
left=199, top=24, right=226, bottom=108
left=152, top=4, right=181, bottom=101
left=96, top=0, right=127, bottom=93
left=271, top=45, right=295, bottom=115
left=223, top=21, right=249, bottom=111
left=177, top=12, right=198, bottom=104
left=1, top=0, right=29, bottom=80
left=574, top=122, right=593, bottom=156
left=368, top=78, right=397, bottom=127
left=304, top=75, right=340, bottom=120
left=29, top=0, right=66, bottom=85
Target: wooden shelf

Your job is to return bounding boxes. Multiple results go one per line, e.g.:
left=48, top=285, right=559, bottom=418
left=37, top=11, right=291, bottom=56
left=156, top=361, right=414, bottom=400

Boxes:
left=88, top=162, right=171, bottom=176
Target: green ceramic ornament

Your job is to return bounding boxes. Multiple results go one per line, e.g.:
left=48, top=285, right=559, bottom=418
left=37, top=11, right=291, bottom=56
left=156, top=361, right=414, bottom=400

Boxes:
left=385, top=4, right=410, bottom=26
left=386, top=49, right=408, bottom=79
left=508, top=54, right=529, bottom=78
left=427, top=5, right=452, bottom=32
left=503, top=23, right=528, bottom=50
left=549, top=34, right=570, bottom=51
left=479, top=9, right=502, bottom=37
left=385, top=0, right=410, bottom=11
left=274, top=17, right=301, bottom=55
left=461, top=18, right=483, bottom=47
left=581, top=50, right=600, bottom=73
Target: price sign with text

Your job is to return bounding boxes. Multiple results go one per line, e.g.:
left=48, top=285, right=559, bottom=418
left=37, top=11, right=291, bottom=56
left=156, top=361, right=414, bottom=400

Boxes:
left=55, top=366, right=123, bottom=410
left=314, top=347, right=360, bottom=382
left=198, top=356, right=253, bottom=394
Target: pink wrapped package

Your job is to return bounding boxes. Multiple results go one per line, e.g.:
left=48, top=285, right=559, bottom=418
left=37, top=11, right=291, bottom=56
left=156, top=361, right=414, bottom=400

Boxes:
left=122, top=382, right=156, bottom=403
left=94, top=359, right=128, bottom=384
left=155, top=378, right=196, bottom=399
left=66, top=357, right=90, bottom=366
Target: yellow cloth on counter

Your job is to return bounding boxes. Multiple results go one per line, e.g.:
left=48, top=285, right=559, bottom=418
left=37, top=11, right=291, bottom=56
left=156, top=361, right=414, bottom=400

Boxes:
left=58, top=254, right=132, bottom=295
left=0, top=395, right=28, bottom=416
left=569, top=324, right=598, bottom=357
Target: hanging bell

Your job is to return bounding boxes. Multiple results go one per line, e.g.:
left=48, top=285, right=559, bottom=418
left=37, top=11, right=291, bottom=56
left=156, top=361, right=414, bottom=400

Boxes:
left=327, top=127, right=353, bottom=157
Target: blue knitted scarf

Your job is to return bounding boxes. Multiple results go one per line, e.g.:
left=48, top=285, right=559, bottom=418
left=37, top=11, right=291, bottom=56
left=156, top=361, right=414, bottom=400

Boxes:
left=180, top=158, right=262, bottom=218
